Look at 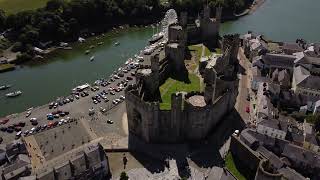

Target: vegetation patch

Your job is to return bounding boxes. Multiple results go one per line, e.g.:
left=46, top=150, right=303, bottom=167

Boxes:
left=225, top=152, right=246, bottom=180
left=159, top=73, right=200, bottom=110
left=204, top=46, right=211, bottom=56
left=0, top=0, right=51, bottom=14
left=188, top=45, right=202, bottom=62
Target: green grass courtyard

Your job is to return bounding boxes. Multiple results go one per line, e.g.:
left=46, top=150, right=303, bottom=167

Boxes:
left=159, top=73, right=200, bottom=110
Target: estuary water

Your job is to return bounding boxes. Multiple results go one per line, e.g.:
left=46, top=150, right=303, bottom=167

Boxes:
left=1, top=0, right=320, bottom=116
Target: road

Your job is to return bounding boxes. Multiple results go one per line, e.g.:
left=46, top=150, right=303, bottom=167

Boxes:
left=235, top=47, right=251, bottom=123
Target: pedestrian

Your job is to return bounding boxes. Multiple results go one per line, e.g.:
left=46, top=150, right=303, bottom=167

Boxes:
left=122, top=153, right=128, bottom=169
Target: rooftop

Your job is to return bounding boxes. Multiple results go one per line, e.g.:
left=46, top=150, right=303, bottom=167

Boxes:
left=187, top=95, right=206, bottom=107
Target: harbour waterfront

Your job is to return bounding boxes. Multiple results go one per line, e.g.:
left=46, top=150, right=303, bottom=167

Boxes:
left=1, top=0, right=320, bottom=117
left=0, top=27, right=153, bottom=116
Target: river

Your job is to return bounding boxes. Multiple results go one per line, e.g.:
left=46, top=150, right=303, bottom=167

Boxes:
left=1, top=0, right=320, bottom=117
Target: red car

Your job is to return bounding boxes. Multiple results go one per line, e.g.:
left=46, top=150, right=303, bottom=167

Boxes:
left=0, top=118, right=9, bottom=124
left=245, top=106, right=250, bottom=113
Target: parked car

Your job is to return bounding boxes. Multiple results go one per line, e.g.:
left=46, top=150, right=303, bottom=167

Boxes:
left=245, top=106, right=250, bottom=113
left=107, top=119, right=114, bottom=124
left=0, top=118, right=9, bottom=124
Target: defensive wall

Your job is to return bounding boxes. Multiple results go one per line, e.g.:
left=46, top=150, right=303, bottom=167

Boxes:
left=125, top=81, right=238, bottom=143
left=230, top=135, right=262, bottom=179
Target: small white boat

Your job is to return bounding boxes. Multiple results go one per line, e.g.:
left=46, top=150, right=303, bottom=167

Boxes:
left=0, top=84, right=11, bottom=90
left=90, top=56, right=95, bottom=61
left=6, top=90, right=22, bottom=97
left=114, top=42, right=120, bottom=46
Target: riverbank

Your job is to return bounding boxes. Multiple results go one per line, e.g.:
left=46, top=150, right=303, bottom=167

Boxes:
left=249, top=0, right=266, bottom=14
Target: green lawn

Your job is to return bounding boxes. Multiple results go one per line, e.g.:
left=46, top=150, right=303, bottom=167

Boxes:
left=188, top=45, right=202, bottom=62
left=0, top=0, right=50, bottom=14
left=225, top=152, right=246, bottom=180
left=215, top=48, right=222, bottom=54
left=204, top=46, right=211, bottom=56
left=159, top=73, right=200, bottom=110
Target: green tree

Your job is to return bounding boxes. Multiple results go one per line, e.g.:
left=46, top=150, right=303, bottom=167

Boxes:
left=120, top=171, right=129, bottom=180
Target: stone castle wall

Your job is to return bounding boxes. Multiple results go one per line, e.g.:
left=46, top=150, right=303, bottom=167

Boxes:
left=125, top=79, right=238, bottom=143
left=254, top=160, right=283, bottom=180
left=230, top=135, right=262, bottom=179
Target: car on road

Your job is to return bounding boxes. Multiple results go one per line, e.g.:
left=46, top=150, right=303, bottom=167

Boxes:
left=120, top=95, right=125, bottom=100
left=245, top=106, right=250, bottom=113
left=26, top=111, right=32, bottom=117
left=100, top=107, right=106, bottom=113
left=107, top=119, right=114, bottom=124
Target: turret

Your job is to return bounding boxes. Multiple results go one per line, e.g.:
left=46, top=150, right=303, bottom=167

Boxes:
left=204, top=67, right=217, bottom=103
left=180, top=12, right=188, bottom=28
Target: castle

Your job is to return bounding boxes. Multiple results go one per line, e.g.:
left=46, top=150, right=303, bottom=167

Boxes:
left=125, top=7, right=240, bottom=143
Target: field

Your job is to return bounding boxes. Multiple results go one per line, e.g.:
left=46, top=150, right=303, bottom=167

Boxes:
left=225, top=152, right=246, bottom=180
left=159, top=73, right=200, bottom=110
left=0, top=0, right=50, bottom=14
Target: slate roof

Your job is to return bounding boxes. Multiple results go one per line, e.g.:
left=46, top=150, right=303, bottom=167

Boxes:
left=282, top=143, right=320, bottom=169
left=257, top=146, right=284, bottom=169
left=283, top=43, right=304, bottom=53
left=294, top=52, right=320, bottom=65
left=278, top=167, right=306, bottom=180
left=262, top=53, right=296, bottom=68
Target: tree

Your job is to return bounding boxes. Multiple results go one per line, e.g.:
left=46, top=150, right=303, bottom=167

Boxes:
left=120, top=171, right=129, bottom=180
left=0, top=9, right=5, bottom=31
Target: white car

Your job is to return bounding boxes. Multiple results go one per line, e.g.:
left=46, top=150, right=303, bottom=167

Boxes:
left=120, top=95, right=125, bottom=100
left=112, top=100, right=118, bottom=105
left=30, top=118, right=37, bottom=122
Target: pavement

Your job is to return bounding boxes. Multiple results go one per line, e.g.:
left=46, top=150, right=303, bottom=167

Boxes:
left=235, top=47, right=251, bottom=123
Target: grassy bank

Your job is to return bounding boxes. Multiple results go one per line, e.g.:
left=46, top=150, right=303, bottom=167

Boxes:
left=225, top=152, right=246, bottom=180
left=159, top=73, right=200, bottom=110
left=0, top=0, right=51, bottom=14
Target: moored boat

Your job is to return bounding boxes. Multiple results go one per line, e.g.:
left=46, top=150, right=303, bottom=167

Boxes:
left=6, top=90, right=22, bottom=97
left=114, top=42, right=120, bottom=46
left=90, top=56, right=95, bottom=61
left=85, top=50, right=90, bottom=54
left=0, top=84, right=11, bottom=90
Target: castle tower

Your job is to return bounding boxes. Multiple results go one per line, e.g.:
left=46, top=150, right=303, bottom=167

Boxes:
left=203, top=5, right=210, bottom=20
left=170, top=93, right=183, bottom=141
left=151, top=53, right=160, bottom=73
left=200, top=5, right=221, bottom=48
left=150, top=53, right=160, bottom=96
left=180, top=12, right=188, bottom=28
left=215, top=6, right=222, bottom=23
left=204, top=67, right=217, bottom=104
